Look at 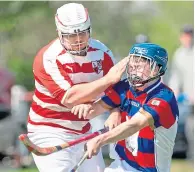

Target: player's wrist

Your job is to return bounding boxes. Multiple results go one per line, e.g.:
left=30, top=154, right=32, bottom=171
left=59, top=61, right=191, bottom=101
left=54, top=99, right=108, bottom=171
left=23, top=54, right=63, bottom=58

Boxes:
left=98, top=132, right=109, bottom=146
left=103, top=74, right=115, bottom=85
left=97, top=135, right=105, bottom=147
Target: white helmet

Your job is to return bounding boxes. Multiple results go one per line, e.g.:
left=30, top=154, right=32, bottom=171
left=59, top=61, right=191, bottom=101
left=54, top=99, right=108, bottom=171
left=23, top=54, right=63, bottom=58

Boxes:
left=55, top=3, right=91, bottom=56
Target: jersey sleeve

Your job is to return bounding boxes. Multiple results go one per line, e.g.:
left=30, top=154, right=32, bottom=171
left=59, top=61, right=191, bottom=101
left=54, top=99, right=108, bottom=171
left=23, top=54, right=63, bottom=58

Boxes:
left=33, top=49, right=73, bottom=104
left=102, top=49, right=116, bottom=76
left=142, top=89, right=179, bottom=129
left=101, top=79, right=128, bottom=108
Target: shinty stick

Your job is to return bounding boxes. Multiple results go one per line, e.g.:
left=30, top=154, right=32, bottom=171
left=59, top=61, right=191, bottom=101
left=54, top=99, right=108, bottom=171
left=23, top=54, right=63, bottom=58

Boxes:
left=18, top=127, right=109, bottom=156
left=70, top=151, right=88, bottom=172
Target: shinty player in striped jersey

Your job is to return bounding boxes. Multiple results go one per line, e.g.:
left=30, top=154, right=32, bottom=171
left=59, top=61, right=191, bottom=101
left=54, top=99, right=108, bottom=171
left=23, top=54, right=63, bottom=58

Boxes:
left=27, top=3, right=129, bottom=172
left=72, top=43, right=179, bottom=172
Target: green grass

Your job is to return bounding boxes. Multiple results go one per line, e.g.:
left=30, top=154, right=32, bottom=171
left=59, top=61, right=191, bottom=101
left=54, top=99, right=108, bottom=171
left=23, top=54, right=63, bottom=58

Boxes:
left=14, top=169, right=37, bottom=172
left=5, top=158, right=194, bottom=172
left=105, top=158, right=193, bottom=172
left=171, top=159, right=193, bottom=172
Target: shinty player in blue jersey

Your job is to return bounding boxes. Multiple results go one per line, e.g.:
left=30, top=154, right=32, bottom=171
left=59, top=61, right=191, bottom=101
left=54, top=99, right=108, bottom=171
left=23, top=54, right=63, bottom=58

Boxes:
left=72, top=43, right=179, bottom=172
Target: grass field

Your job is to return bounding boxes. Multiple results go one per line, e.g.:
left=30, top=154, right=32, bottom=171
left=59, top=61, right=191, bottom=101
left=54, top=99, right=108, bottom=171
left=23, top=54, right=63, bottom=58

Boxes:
left=4, top=158, right=193, bottom=172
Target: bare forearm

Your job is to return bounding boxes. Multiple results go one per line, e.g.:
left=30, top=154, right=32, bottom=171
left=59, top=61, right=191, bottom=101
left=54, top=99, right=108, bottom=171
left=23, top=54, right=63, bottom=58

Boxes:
left=61, top=57, right=129, bottom=108
left=62, top=76, right=112, bottom=108
left=98, top=114, right=148, bottom=146
left=100, top=121, right=139, bottom=145
left=86, top=100, right=112, bottom=119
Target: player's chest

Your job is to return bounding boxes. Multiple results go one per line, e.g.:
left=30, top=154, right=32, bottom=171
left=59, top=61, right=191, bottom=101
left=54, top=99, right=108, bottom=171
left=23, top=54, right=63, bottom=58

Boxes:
left=58, top=52, right=105, bottom=83
left=120, top=94, right=148, bottom=117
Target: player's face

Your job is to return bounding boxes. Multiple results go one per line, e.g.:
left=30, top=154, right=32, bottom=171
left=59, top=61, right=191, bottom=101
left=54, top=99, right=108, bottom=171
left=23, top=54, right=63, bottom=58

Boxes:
left=128, top=56, right=150, bottom=80
left=61, top=30, right=90, bottom=51
left=127, top=55, right=159, bottom=85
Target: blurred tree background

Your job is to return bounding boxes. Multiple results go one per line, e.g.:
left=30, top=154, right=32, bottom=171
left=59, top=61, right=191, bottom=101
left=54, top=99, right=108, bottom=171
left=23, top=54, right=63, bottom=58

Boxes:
left=0, top=1, right=194, bottom=90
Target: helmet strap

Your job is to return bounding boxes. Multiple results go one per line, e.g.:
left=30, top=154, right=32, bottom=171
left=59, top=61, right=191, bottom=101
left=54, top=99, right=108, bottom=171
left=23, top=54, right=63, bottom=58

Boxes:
left=140, top=71, right=165, bottom=85
left=127, top=71, right=165, bottom=88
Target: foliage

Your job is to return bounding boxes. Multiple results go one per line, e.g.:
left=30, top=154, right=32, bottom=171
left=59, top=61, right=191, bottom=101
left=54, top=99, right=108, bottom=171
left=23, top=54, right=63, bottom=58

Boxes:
left=0, top=1, right=193, bottom=90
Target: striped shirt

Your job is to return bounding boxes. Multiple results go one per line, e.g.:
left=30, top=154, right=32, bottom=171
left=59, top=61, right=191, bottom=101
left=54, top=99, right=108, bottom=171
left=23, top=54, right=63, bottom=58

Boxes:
left=102, top=79, right=179, bottom=172
left=27, top=38, right=115, bottom=134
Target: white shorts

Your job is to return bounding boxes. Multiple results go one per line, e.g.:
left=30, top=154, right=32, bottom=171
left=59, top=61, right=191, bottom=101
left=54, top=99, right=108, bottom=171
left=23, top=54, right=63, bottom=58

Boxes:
left=28, top=130, right=105, bottom=172
left=105, top=159, right=141, bottom=172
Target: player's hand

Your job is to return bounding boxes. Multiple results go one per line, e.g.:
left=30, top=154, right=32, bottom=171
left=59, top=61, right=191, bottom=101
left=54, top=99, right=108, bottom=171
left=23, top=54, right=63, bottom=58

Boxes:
left=105, top=108, right=121, bottom=130
left=85, top=136, right=102, bottom=159
left=105, top=56, right=129, bottom=85
left=71, top=104, right=94, bottom=119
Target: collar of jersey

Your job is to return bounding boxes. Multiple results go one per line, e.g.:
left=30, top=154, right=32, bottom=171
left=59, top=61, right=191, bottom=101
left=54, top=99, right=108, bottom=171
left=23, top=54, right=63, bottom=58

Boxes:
left=129, top=78, right=161, bottom=97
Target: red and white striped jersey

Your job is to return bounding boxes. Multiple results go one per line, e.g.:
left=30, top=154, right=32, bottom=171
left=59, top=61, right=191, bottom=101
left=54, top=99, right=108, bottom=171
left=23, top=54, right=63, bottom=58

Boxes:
left=27, top=38, right=115, bottom=134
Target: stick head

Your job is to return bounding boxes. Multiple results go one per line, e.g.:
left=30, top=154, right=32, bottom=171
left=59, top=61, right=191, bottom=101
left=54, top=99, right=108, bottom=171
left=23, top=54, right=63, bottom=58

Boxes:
left=18, top=134, right=57, bottom=156
left=18, top=134, right=35, bottom=152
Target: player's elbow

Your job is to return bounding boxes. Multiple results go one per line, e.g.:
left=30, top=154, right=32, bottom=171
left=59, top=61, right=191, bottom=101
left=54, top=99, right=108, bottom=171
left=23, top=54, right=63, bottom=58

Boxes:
left=62, top=101, right=74, bottom=109
left=135, top=121, right=147, bottom=130
left=51, top=89, right=75, bottom=109
left=61, top=88, right=94, bottom=108
left=128, top=114, right=149, bottom=131
left=61, top=97, right=75, bottom=109
left=61, top=91, right=78, bottom=109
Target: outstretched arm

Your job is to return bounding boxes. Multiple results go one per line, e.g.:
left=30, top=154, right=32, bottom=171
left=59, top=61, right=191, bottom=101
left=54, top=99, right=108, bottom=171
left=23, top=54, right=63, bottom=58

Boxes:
left=62, top=57, right=129, bottom=108
left=85, top=108, right=152, bottom=158
left=98, top=108, right=151, bottom=144
left=71, top=99, right=113, bottom=119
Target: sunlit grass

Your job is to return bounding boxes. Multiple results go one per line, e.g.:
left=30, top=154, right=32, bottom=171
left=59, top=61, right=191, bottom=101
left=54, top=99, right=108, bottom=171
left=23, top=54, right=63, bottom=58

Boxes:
left=4, top=158, right=194, bottom=172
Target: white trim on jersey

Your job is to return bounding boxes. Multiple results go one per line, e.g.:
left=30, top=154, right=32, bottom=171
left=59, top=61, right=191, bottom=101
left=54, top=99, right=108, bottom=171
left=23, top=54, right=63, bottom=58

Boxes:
left=90, top=39, right=116, bottom=64
left=147, top=81, right=161, bottom=94
left=29, top=108, right=88, bottom=131
left=29, top=38, right=115, bottom=133
left=43, top=57, right=72, bottom=91
left=35, top=80, right=53, bottom=97
left=154, top=119, right=178, bottom=172
left=43, top=43, right=72, bottom=91
left=70, top=72, right=103, bottom=84
left=27, top=123, right=82, bottom=133
left=33, top=95, right=70, bottom=112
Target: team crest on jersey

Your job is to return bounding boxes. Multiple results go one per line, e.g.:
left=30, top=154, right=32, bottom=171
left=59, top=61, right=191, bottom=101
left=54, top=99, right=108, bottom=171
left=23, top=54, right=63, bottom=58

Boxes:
left=92, top=60, right=103, bottom=74
left=151, top=100, right=160, bottom=106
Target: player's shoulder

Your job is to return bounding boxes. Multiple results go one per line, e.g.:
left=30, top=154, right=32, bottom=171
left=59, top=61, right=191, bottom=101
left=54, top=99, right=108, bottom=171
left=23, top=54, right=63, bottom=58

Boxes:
left=151, top=83, right=176, bottom=102
left=35, top=38, right=63, bottom=60
left=89, top=38, right=114, bottom=56
left=33, top=38, right=64, bottom=73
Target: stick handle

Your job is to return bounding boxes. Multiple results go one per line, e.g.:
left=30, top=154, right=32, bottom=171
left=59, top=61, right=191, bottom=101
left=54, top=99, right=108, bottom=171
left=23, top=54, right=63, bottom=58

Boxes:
left=61, top=127, right=109, bottom=148
left=70, top=151, right=88, bottom=172
left=18, top=127, right=109, bottom=156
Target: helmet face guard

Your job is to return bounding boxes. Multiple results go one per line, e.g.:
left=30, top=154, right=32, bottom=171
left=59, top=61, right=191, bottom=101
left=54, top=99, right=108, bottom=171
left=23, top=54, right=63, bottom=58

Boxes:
left=126, top=54, right=164, bottom=88
left=58, top=28, right=91, bottom=56
left=55, top=3, right=91, bottom=56
left=126, top=43, right=168, bottom=88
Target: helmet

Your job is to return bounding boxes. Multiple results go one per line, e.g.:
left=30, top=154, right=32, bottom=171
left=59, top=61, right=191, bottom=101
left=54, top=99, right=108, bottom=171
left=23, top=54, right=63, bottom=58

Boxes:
left=55, top=3, right=91, bottom=56
left=135, top=34, right=149, bottom=44
left=126, top=43, right=168, bottom=88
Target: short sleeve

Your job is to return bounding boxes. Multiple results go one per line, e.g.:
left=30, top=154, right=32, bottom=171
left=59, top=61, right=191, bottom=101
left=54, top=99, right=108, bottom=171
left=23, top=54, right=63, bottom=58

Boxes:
left=101, top=80, right=129, bottom=108
left=33, top=49, right=73, bottom=103
left=142, top=90, right=179, bottom=129
left=101, top=81, right=122, bottom=108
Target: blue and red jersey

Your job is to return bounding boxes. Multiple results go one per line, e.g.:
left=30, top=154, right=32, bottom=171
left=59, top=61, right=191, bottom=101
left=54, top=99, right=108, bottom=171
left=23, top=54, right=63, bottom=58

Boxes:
left=101, top=79, right=179, bottom=172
